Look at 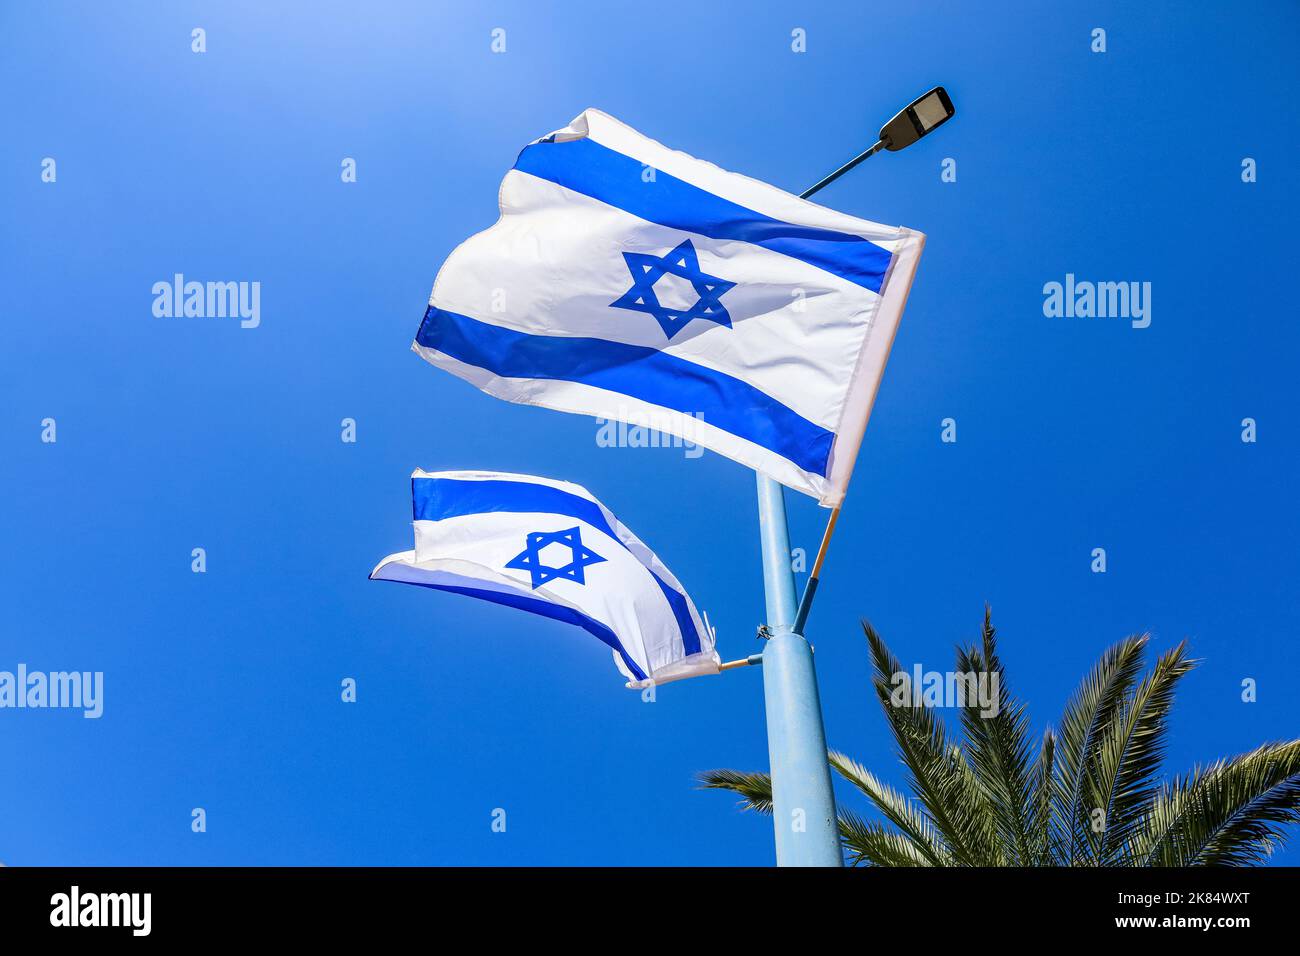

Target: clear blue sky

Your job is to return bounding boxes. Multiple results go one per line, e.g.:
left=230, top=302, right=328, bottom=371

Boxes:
left=2, top=1, right=1296, bottom=865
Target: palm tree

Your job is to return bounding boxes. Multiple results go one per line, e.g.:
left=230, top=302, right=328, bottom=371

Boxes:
left=701, top=612, right=1300, bottom=866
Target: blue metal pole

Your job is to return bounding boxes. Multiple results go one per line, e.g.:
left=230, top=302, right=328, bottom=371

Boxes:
left=756, top=472, right=842, bottom=866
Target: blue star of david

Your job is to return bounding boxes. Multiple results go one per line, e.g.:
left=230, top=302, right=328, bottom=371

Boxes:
left=504, top=526, right=607, bottom=589
left=609, top=239, right=737, bottom=339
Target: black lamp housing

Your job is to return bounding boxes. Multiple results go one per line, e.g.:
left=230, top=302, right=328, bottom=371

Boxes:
left=878, top=87, right=955, bottom=151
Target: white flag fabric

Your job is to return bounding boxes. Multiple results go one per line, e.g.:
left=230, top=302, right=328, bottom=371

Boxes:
left=370, top=470, right=719, bottom=688
left=412, top=108, right=925, bottom=505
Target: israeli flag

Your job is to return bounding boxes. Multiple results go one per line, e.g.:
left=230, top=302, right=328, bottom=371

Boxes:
left=370, top=470, right=719, bottom=688
left=413, top=109, right=925, bottom=505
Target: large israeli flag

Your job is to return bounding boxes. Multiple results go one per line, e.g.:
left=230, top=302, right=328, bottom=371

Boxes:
left=370, top=470, right=719, bottom=688
left=413, top=109, right=925, bottom=505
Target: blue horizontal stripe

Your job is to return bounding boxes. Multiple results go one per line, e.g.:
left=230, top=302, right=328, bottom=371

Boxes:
left=513, top=136, right=894, bottom=295
left=378, top=573, right=648, bottom=683
left=416, top=306, right=834, bottom=478
left=413, top=476, right=701, bottom=657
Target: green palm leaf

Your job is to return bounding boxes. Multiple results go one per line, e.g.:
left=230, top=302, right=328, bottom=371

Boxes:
left=837, top=810, right=932, bottom=866
left=1052, top=634, right=1148, bottom=865
left=863, top=621, right=1001, bottom=865
left=1029, top=730, right=1060, bottom=865
left=1091, top=642, right=1195, bottom=864
left=697, top=768, right=773, bottom=814
left=955, top=609, right=1036, bottom=865
left=829, top=750, right=951, bottom=865
left=701, top=613, right=1300, bottom=867
left=1135, top=741, right=1300, bottom=866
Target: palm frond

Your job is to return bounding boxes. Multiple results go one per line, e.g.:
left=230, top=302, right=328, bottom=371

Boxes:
left=1092, top=642, right=1196, bottom=864
left=1029, top=729, right=1060, bottom=865
left=837, top=810, right=931, bottom=866
left=1052, top=634, right=1148, bottom=865
left=1135, top=741, right=1300, bottom=866
left=864, top=621, right=1001, bottom=865
left=955, top=609, right=1037, bottom=865
left=700, top=618, right=1300, bottom=869
left=829, top=750, right=951, bottom=865
left=697, top=769, right=773, bottom=814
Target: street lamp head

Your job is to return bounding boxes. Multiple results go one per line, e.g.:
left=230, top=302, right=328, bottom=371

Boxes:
left=878, top=87, right=955, bottom=151
left=797, top=86, right=956, bottom=200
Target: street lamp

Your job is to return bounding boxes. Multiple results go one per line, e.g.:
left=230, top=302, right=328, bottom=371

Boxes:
left=801, top=86, right=956, bottom=199
left=757, top=86, right=956, bottom=867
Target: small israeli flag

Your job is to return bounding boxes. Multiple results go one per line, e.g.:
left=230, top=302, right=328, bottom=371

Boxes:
left=370, top=470, right=719, bottom=688
left=413, top=109, right=925, bottom=505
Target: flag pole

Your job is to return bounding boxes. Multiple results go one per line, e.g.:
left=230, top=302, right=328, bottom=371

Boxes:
left=792, top=506, right=840, bottom=636
left=754, top=153, right=882, bottom=867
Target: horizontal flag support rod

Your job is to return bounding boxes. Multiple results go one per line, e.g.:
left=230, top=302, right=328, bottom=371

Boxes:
left=719, top=653, right=764, bottom=672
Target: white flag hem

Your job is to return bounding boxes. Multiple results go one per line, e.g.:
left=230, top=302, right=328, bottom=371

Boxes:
left=825, top=227, right=926, bottom=499
left=613, top=649, right=721, bottom=690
